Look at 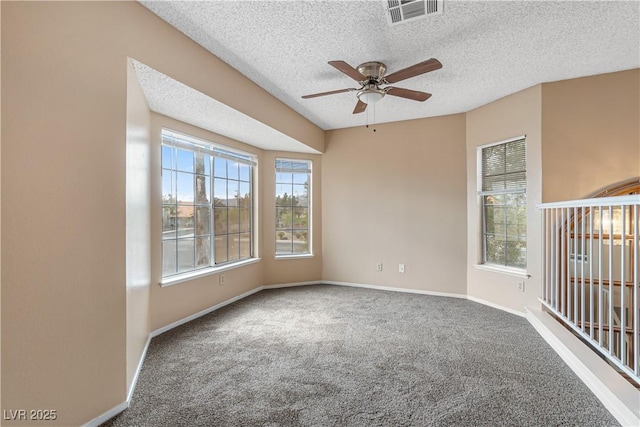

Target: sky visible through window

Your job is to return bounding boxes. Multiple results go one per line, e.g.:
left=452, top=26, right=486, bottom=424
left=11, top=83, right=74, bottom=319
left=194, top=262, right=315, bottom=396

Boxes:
left=162, top=146, right=251, bottom=204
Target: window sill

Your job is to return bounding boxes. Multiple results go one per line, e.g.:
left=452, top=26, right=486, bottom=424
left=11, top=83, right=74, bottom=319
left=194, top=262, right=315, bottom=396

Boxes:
left=473, top=263, right=531, bottom=279
left=160, top=258, right=261, bottom=287
left=275, top=254, right=314, bottom=260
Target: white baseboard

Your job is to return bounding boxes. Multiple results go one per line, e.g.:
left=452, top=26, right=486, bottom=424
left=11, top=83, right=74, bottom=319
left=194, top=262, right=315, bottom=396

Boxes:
left=83, top=400, right=129, bottom=427
left=466, top=295, right=526, bottom=318
left=526, top=307, right=640, bottom=427
left=323, top=280, right=467, bottom=300
left=262, top=280, right=321, bottom=290
left=127, top=335, right=152, bottom=403
left=325, top=281, right=526, bottom=319
left=150, top=287, right=263, bottom=338
left=84, top=333, right=153, bottom=426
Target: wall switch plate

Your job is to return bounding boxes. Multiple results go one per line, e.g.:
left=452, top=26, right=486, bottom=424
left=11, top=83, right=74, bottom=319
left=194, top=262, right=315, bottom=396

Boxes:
left=399, top=264, right=405, bottom=273
left=376, top=263, right=383, bottom=271
left=219, top=274, right=226, bottom=286
left=517, top=281, right=525, bottom=292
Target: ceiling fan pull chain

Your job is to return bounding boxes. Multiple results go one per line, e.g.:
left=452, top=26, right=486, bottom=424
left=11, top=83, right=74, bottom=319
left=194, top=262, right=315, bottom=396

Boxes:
left=373, top=103, right=377, bottom=132
left=365, top=102, right=369, bottom=129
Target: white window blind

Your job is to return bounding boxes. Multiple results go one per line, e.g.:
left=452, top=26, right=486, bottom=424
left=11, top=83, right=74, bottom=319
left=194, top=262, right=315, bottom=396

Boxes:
left=162, top=130, right=256, bottom=166
left=480, top=137, right=526, bottom=194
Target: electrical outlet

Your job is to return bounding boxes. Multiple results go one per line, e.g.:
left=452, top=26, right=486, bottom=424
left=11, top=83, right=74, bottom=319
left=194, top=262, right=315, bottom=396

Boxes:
left=517, top=281, right=525, bottom=292
left=219, top=274, right=226, bottom=286
left=376, top=263, right=383, bottom=271
left=398, top=264, right=405, bottom=273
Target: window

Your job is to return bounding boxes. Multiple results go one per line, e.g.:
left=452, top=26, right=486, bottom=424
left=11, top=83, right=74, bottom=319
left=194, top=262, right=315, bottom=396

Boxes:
left=479, top=136, right=527, bottom=269
left=275, top=159, right=311, bottom=256
left=162, top=130, right=255, bottom=278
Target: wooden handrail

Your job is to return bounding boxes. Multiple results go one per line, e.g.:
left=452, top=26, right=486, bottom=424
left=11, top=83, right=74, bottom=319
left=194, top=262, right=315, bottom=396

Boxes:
left=570, top=232, right=637, bottom=240
left=576, top=320, right=636, bottom=334
left=569, top=277, right=636, bottom=288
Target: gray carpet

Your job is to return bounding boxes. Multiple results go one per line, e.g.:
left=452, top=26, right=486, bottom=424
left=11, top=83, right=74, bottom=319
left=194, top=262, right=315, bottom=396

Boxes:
left=104, top=284, right=619, bottom=426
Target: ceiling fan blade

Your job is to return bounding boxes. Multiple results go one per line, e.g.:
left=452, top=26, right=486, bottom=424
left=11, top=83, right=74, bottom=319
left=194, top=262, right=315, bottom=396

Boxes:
left=384, top=58, right=442, bottom=84
left=353, top=99, right=367, bottom=114
left=329, top=60, right=366, bottom=82
left=386, top=87, right=432, bottom=102
left=301, top=88, right=353, bottom=99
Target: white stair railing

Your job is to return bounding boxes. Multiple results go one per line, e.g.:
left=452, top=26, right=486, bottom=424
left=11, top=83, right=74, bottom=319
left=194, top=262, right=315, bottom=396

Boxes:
left=539, top=195, right=640, bottom=386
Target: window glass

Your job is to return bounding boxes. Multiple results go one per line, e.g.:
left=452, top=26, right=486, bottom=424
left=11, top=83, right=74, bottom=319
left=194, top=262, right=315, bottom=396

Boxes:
left=161, top=130, right=254, bottom=278
left=275, top=158, right=311, bottom=256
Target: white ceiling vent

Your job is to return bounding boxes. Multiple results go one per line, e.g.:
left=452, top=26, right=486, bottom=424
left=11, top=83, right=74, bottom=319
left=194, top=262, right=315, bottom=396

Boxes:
left=385, top=0, right=443, bottom=26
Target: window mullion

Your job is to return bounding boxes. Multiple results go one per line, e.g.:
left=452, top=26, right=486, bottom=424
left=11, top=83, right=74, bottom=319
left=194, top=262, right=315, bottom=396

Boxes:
left=209, top=157, right=214, bottom=268
left=482, top=196, right=487, bottom=264
left=228, top=179, right=231, bottom=261
left=504, top=201, right=508, bottom=266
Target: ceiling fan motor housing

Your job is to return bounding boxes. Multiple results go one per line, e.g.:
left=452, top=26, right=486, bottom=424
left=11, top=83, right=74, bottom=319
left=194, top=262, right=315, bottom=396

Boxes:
left=356, top=62, right=388, bottom=104
left=357, top=61, right=387, bottom=83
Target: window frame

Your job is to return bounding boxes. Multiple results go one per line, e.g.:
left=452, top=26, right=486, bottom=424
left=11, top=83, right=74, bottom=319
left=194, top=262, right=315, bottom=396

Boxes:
left=274, top=157, right=312, bottom=258
left=476, top=135, right=528, bottom=274
left=160, top=129, right=258, bottom=285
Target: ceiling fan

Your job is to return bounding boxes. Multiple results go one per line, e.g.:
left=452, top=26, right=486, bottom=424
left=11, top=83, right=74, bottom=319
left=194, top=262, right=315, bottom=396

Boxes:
left=301, top=58, right=442, bottom=114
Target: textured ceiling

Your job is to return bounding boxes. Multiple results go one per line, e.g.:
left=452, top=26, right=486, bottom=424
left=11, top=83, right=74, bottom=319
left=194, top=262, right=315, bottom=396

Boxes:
left=140, top=0, right=640, bottom=131
left=130, top=59, right=321, bottom=153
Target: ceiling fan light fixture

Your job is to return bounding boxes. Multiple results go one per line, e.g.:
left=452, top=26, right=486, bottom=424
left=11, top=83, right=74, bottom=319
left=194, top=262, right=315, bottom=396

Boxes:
left=357, top=88, right=385, bottom=104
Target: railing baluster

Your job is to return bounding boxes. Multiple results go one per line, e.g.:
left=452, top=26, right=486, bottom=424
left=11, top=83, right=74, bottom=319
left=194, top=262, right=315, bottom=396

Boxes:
left=548, top=210, right=551, bottom=306
left=567, top=207, right=572, bottom=321
left=609, top=205, right=614, bottom=357
left=599, top=206, right=604, bottom=347
left=561, top=208, right=566, bottom=317
left=574, top=206, right=578, bottom=325
left=548, top=209, right=552, bottom=304
left=553, top=208, right=559, bottom=311
left=581, top=207, right=585, bottom=332
left=621, top=205, right=626, bottom=365
left=589, top=206, right=594, bottom=339
left=542, top=209, right=547, bottom=302
left=632, top=205, right=640, bottom=377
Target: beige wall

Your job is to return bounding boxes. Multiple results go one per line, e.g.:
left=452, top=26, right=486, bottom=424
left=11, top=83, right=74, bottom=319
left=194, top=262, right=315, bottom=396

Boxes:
left=0, top=2, right=3, bottom=414
left=1, top=2, right=323, bottom=425
left=466, top=85, right=543, bottom=314
left=125, top=61, right=151, bottom=391
left=322, top=115, right=467, bottom=295
left=2, top=2, right=128, bottom=424
left=541, top=69, right=640, bottom=202
left=261, top=150, right=323, bottom=286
